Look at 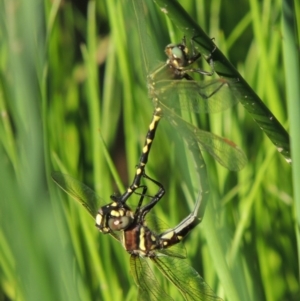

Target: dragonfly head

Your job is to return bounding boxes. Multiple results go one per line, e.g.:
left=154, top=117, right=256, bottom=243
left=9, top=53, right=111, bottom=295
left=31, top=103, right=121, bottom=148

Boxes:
left=165, top=42, right=189, bottom=69
left=96, top=202, right=134, bottom=233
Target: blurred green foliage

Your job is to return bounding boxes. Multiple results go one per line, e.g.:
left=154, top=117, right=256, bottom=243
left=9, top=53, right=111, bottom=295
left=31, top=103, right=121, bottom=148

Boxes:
left=0, top=0, right=298, bottom=300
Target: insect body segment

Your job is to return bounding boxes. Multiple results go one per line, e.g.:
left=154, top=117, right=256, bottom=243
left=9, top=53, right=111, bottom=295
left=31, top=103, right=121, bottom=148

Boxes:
left=113, top=107, right=163, bottom=204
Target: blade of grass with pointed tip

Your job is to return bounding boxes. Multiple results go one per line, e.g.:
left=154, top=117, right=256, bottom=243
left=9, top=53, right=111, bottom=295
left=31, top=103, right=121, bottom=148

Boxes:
left=282, top=0, right=300, bottom=275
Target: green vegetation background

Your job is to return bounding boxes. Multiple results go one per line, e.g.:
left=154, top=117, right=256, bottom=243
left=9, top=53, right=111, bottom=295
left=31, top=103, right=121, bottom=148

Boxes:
left=0, top=0, right=298, bottom=300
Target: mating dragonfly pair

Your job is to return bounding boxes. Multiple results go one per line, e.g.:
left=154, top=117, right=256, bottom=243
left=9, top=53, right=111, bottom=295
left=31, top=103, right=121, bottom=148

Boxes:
left=52, top=37, right=246, bottom=300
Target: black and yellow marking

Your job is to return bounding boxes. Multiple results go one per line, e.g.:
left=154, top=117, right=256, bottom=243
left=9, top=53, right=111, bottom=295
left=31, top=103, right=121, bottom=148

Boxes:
left=112, top=107, right=163, bottom=205
left=95, top=168, right=203, bottom=257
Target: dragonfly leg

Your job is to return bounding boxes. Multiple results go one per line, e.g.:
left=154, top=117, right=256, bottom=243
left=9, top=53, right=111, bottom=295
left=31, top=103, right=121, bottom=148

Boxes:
left=138, top=172, right=165, bottom=221
left=183, top=44, right=216, bottom=77
left=204, top=78, right=228, bottom=98
left=127, top=132, right=208, bottom=250
left=167, top=37, right=217, bottom=80
left=133, top=185, right=149, bottom=219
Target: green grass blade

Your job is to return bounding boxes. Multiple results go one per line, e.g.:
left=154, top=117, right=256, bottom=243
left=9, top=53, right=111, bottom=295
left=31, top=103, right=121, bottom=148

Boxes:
left=282, top=0, right=300, bottom=276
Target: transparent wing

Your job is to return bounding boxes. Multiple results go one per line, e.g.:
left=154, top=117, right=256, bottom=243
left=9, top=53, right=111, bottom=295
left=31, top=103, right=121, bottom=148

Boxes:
left=152, top=256, right=223, bottom=301
left=154, top=78, right=240, bottom=114
left=51, top=172, right=126, bottom=242
left=51, top=171, right=99, bottom=218
left=157, top=245, right=186, bottom=259
left=130, top=255, right=173, bottom=301
left=130, top=0, right=163, bottom=78
left=163, top=106, right=247, bottom=171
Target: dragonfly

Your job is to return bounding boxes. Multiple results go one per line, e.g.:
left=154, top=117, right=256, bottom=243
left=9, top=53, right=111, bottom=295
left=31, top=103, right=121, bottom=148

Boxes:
left=51, top=169, right=222, bottom=301
left=148, top=37, right=247, bottom=171
left=52, top=97, right=218, bottom=300
left=131, top=0, right=247, bottom=171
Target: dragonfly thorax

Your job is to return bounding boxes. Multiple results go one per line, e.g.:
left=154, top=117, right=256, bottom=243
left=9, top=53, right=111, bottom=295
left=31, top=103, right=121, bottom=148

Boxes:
left=122, top=223, right=160, bottom=256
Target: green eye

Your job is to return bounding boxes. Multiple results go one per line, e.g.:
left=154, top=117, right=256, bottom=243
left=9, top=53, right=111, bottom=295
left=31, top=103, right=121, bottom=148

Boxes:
left=108, top=216, right=133, bottom=231
left=171, top=47, right=183, bottom=59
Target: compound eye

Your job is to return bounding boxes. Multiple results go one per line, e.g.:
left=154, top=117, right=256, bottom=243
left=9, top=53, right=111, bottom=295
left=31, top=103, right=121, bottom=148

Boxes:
left=108, top=216, right=132, bottom=231
left=171, top=46, right=183, bottom=59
